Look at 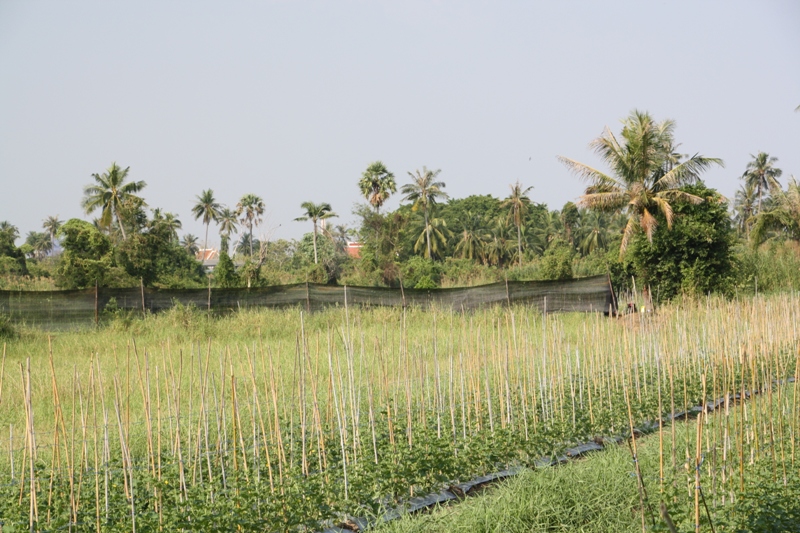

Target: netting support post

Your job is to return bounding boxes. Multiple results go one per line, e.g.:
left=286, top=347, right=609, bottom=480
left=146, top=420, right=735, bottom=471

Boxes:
left=606, top=271, right=618, bottom=316
left=140, top=278, right=146, bottom=319
left=305, top=281, right=311, bottom=312
left=94, top=280, right=99, bottom=327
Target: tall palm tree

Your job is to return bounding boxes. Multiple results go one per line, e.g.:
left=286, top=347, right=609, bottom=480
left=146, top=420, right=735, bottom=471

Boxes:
left=235, top=233, right=260, bottom=256
left=500, top=181, right=533, bottom=266
left=181, top=234, right=200, bottom=256
left=558, top=110, right=723, bottom=254
left=401, top=167, right=448, bottom=260
left=575, top=209, right=610, bottom=256
left=412, top=216, right=451, bottom=260
left=733, top=182, right=757, bottom=235
left=454, top=211, right=490, bottom=261
left=0, top=221, right=20, bottom=242
left=81, top=163, right=146, bottom=241
left=528, top=210, right=562, bottom=256
left=742, top=152, right=782, bottom=215
left=295, top=201, right=337, bottom=264
left=330, top=224, right=354, bottom=254
left=485, top=217, right=516, bottom=267
left=192, top=189, right=221, bottom=254
left=42, top=216, right=63, bottom=250
left=217, top=207, right=238, bottom=254
left=236, top=194, right=265, bottom=256
left=25, top=231, right=52, bottom=260
left=751, top=177, right=800, bottom=246
left=150, top=209, right=182, bottom=243
left=359, top=161, right=396, bottom=212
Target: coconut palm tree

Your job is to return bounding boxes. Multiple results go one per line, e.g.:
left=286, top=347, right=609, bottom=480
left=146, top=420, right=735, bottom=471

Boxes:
left=574, top=209, right=611, bottom=256
left=500, top=182, right=533, bottom=266
left=0, top=221, right=19, bottom=242
left=528, top=210, right=562, bottom=256
left=25, top=231, right=52, bottom=260
left=733, top=182, right=758, bottom=235
left=42, top=216, right=63, bottom=250
left=181, top=234, right=200, bottom=256
left=751, top=177, right=800, bottom=246
left=149, top=209, right=182, bottom=242
left=359, top=161, right=396, bottom=212
left=217, top=207, right=238, bottom=254
left=295, top=201, right=337, bottom=264
left=412, top=216, right=451, bottom=260
left=81, top=163, right=146, bottom=241
left=236, top=194, right=265, bottom=256
left=742, top=152, right=782, bottom=215
left=454, top=211, right=490, bottom=261
left=558, top=110, right=723, bottom=254
left=401, top=167, right=448, bottom=260
left=235, top=233, right=260, bottom=256
left=485, top=217, right=516, bottom=267
left=192, top=189, right=221, bottom=254
left=330, top=224, right=354, bottom=254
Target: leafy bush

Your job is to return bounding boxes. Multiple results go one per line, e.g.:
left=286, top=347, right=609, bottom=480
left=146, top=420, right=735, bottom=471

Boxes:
left=214, top=250, right=239, bottom=288
left=401, top=256, right=441, bottom=288
left=538, top=240, right=574, bottom=280
left=628, top=183, right=736, bottom=301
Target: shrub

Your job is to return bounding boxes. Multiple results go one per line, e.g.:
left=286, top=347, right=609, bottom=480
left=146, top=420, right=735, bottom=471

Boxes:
left=538, top=240, right=574, bottom=280
left=628, top=183, right=736, bottom=301
left=401, top=256, right=441, bottom=288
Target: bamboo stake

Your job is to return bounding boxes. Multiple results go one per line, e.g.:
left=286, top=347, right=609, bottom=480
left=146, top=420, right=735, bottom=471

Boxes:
left=327, top=332, right=348, bottom=500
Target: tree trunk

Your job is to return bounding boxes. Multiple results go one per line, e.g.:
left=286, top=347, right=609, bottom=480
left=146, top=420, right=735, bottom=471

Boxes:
left=425, top=209, right=432, bottom=260
left=204, top=223, right=210, bottom=258
left=115, top=208, right=127, bottom=241
left=249, top=223, right=254, bottom=256
left=757, top=185, right=763, bottom=215
left=517, top=223, right=522, bottom=267
left=312, top=221, right=319, bottom=264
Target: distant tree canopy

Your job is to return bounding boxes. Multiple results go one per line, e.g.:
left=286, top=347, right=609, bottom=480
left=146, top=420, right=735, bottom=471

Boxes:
left=55, top=216, right=205, bottom=289
left=56, top=219, right=129, bottom=289
left=0, top=222, right=28, bottom=276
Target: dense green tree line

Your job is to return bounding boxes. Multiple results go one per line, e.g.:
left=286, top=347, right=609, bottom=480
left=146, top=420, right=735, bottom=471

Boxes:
left=2, top=110, right=799, bottom=300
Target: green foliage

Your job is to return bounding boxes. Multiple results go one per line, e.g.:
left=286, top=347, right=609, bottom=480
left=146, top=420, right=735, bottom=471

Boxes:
left=439, top=258, right=499, bottom=287
left=735, top=241, right=800, bottom=293
left=214, top=250, right=239, bottom=288
left=55, top=219, right=133, bottom=289
left=401, top=255, right=441, bottom=288
left=0, top=227, right=28, bottom=276
left=440, top=195, right=503, bottom=228
left=413, top=274, right=437, bottom=289
left=116, top=221, right=205, bottom=288
left=628, top=183, right=736, bottom=300
left=538, top=239, right=574, bottom=280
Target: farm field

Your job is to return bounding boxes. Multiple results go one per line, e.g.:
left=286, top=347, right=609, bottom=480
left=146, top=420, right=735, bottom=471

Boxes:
left=375, top=388, right=800, bottom=532
left=0, top=294, right=798, bottom=532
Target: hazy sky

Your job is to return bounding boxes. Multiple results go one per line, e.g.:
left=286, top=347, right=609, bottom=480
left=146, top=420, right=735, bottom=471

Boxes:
left=1, top=1, right=798, bottom=246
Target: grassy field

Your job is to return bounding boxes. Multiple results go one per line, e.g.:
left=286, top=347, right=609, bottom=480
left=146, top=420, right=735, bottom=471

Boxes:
left=0, top=294, right=798, bottom=531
